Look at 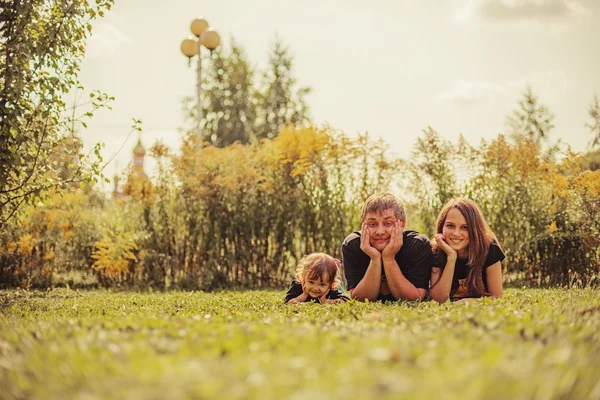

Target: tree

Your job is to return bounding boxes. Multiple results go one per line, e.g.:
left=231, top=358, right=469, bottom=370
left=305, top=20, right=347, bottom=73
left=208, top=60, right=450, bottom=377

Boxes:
left=182, top=37, right=311, bottom=147
left=403, top=127, right=458, bottom=236
left=0, top=0, right=114, bottom=227
left=507, top=86, right=554, bottom=143
left=586, top=94, right=600, bottom=149
left=256, top=38, right=310, bottom=140
left=200, top=39, right=257, bottom=147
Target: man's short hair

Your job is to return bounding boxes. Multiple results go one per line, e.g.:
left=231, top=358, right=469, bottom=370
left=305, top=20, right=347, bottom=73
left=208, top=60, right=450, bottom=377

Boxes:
left=361, top=192, right=406, bottom=222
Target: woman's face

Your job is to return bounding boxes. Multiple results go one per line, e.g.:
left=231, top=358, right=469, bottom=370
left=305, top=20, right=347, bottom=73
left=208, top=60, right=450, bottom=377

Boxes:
left=441, top=208, right=470, bottom=257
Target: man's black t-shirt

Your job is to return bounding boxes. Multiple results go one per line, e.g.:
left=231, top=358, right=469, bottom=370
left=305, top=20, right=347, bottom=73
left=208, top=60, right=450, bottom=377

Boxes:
left=284, top=281, right=350, bottom=303
left=341, top=230, right=433, bottom=302
left=433, top=241, right=505, bottom=300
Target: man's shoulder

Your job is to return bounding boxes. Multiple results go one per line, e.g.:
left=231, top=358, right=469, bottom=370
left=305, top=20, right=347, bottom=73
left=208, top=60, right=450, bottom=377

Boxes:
left=342, top=231, right=361, bottom=247
left=403, top=229, right=430, bottom=246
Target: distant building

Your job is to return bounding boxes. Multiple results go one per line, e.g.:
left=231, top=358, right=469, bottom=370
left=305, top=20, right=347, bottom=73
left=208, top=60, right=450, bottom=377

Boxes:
left=113, top=138, right=149, bottom=199
left=112, top=173, right=121, bottom=199
left=133, top=139, right=149, bottom=181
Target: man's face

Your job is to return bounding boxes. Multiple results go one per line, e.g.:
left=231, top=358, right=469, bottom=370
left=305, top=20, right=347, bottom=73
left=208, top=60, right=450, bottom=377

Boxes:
left=364, top=209, right=404, bottom=251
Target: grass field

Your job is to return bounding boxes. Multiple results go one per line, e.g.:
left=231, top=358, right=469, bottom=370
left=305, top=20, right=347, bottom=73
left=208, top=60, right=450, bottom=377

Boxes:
left=1, top=288, right=599, bottom=400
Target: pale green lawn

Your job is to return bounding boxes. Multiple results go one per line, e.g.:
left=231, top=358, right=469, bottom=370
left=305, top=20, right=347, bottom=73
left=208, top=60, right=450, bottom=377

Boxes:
left=1, top=288, right=599, bottom=400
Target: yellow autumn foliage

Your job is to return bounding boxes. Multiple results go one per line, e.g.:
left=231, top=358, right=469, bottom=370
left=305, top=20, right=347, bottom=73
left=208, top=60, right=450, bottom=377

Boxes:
left=91, top=230, right=138, bottom=281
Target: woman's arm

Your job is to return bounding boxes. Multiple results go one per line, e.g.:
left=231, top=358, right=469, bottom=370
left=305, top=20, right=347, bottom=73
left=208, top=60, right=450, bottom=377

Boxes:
left=485, top=261, right=503, bottom=298
left=429, top=234, right=457, bottom=304
left=455, top=261, right=503, bottom=303
left=429, top=259, right=456, bottom=303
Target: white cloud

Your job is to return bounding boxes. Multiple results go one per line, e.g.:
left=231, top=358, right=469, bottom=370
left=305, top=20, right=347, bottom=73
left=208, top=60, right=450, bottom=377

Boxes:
left=508, top=70, right=570, bottom=92
left=437, top=70, right=570, bottom=105
left=86, top=22, right=132, bottom=59
left=454, top=0, right=590, bottom=26
left=436, top=80, right=508, bottom=104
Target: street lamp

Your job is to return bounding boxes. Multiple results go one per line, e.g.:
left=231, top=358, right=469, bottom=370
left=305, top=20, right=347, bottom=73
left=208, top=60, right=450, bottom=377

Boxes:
left=180, top=17, right=221, bottom=138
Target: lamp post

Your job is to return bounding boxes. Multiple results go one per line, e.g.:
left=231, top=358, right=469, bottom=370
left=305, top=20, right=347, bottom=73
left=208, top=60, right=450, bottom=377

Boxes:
left=180, top=17, right=221, bottom=138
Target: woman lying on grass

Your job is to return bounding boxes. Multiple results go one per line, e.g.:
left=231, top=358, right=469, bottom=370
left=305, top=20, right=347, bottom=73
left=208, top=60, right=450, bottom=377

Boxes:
left=429, top=198, right=505, bottom=303
left=284, top=253, right=349, bottom=304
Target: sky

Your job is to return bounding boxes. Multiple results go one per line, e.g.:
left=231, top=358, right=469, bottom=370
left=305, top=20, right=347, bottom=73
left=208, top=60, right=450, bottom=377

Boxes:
left=74, top=0, right=600, bottom=189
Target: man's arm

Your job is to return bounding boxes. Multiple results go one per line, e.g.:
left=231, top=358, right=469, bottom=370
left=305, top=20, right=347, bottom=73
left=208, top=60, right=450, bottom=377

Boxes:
left=381, top=224, right=427, bottom=301
left=382, top=222, right=433, bottom=301
left=344, top=224, right=383, bottom=302
left=350, top=255, right=382, bottom=302
left=382, top=258, right=426, bottom=301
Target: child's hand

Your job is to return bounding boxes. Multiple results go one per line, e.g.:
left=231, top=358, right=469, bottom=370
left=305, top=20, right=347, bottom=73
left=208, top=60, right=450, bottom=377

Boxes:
left=289, top=289, right=309, bottom=304
left=319, top=289, right=330, bottom=304
left=301, top=282, right=312, bottom=297
left=435, top=233, right=457, bottom=259
left=322, top=298, right=344, bottom=304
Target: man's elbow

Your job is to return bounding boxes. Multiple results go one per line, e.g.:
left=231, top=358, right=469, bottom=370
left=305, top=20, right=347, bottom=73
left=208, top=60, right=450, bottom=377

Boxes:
left=394, top=289, right=426, bottom=302
left=350, top=289, right=377, bottom=302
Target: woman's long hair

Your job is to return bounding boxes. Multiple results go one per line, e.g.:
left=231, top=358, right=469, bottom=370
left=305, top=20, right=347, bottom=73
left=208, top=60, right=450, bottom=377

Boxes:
left=432, top=198, right=499, bottom=297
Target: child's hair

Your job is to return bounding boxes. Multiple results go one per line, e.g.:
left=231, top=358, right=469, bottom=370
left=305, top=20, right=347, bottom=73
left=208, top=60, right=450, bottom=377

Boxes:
left=432, top=198, right=501, bottom=297
left=295, top=253, right=342, bottom=290
left=360, top=192, right=406, bottom=222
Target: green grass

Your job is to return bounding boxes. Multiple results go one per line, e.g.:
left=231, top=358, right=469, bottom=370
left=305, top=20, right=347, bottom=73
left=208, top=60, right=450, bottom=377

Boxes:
left=1, top=288, right=599, bottom=400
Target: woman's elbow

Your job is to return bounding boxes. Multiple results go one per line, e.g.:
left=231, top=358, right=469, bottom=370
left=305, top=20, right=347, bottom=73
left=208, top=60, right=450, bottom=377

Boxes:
left=430, top=292, right=449, bottom=304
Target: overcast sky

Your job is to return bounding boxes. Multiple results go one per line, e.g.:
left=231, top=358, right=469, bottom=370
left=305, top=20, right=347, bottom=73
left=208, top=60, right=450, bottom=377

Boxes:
left=74, top=0, right=600, bottom=187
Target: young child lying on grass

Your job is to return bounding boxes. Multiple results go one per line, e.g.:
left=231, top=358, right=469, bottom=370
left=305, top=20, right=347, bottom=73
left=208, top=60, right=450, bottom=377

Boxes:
left=284, top=253, right=349, bottom=304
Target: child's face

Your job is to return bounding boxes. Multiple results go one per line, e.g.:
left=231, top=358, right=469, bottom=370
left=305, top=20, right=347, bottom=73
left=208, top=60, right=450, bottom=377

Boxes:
left=442, top=208, right=470, bottom=257
left=303, top=275, right=332, bottom=298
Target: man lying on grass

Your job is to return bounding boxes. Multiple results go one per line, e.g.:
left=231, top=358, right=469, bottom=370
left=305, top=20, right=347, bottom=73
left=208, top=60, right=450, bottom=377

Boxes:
left=342, top=192, right=432, bottom=302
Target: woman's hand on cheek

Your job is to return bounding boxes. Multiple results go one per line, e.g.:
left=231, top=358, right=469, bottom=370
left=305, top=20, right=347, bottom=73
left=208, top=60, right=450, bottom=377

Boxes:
left=435, top=234, right=457, bottom=259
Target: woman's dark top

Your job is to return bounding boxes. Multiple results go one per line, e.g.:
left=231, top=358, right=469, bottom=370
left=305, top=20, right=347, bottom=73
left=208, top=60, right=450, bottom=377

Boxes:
left=433, top=241, right=505, bottom=300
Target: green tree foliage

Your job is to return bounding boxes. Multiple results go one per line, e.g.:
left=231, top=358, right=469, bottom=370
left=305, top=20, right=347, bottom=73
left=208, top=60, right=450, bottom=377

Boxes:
left=0, top=0, right=113, bottom=227
left=586, top=94, right=600, bottom=149
left=255, top=38, right=310, bottom=140
left=200, top=39, right=257, bottom=147
left=183, top=37, right=310, bottom=147
left=402, top=127, right=461, bottom=236
left=507, top=86, right=555, bottom=143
